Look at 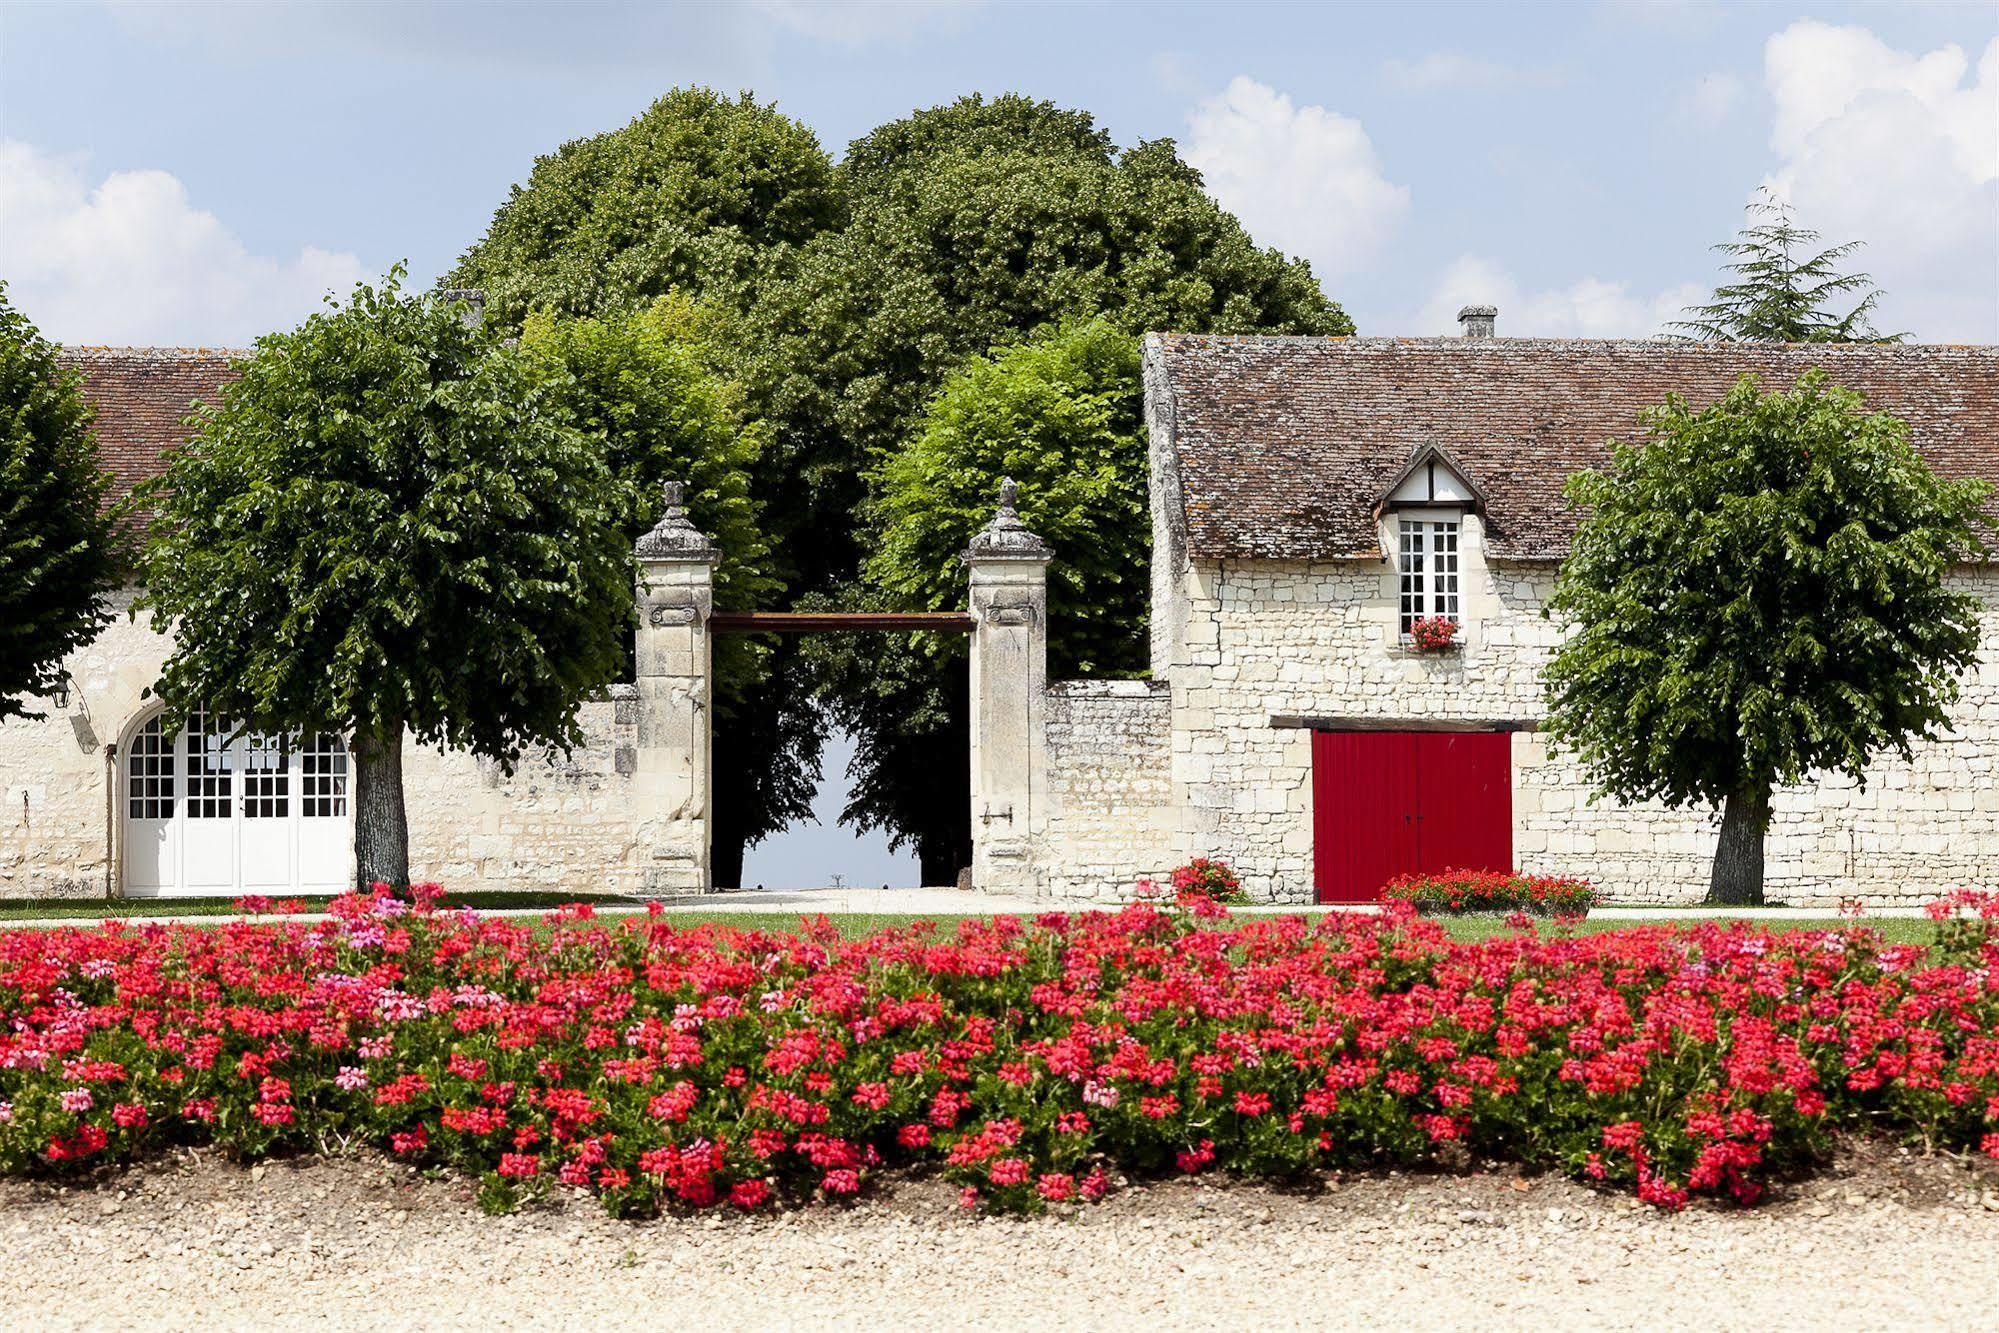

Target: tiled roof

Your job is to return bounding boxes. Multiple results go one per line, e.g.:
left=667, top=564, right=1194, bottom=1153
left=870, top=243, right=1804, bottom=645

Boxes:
left=1143, top=335, right=1999, bottom=561
left=57, top=347, right=245, bottom=525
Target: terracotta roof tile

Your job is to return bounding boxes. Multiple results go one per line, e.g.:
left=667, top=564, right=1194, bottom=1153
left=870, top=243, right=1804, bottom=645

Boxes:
left=57, top=347, right=245, bottom=525
left=1145, top=335, right=1999, bottom=561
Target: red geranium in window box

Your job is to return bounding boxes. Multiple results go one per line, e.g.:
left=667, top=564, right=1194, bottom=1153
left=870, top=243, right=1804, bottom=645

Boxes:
left=1408, top=616, right=1460, bottom=652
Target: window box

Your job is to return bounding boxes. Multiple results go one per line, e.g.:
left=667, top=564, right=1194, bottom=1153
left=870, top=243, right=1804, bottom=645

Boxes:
left=1406, top=615, right=1461, bottom=653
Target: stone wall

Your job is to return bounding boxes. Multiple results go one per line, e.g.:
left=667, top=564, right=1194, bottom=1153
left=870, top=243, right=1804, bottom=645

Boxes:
left=1152, top=511, right=1999, bottom=906
left=401, top=688, right=646, bottom=896
left=1040, top=680, right=1178, bottom=899
left=1, top=590, right=174, bottom=897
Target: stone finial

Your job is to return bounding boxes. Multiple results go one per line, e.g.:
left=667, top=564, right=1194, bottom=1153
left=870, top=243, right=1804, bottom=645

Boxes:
left=635, top=478, right=721, bottom=562
left=963, top=476, right=1052, bottom=562
left=1457, top=304, right=1497, bottom=338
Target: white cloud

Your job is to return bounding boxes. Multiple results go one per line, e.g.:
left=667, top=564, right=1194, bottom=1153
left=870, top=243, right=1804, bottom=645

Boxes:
left=1398, top=23, right=1998, bottom=344
left=1382, top=52, right=1558, bottom=92
left=1762, top=22, right=1998, bottom=342
left=750, top=0, right=978, bottom=47
left=1413, top=255, right=1704, bottom=338
left=1183, top=76, right=1410, bottom=280
left=0, top=140, right=368, bottom=347
left=1679, top=71, right=1743, bottom=128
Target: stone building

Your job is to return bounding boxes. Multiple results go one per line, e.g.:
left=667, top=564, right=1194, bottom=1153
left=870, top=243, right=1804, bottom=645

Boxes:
left=3, top=319, right=1995, bottom=906
left=1019, top=315, right=1998, bottom=906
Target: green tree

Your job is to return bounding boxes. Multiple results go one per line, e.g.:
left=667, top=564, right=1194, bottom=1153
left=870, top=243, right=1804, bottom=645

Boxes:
left=0, top=284, right=124, bottom=721
left=1674, top=192, right=1898, bottom=343
left=1543, top=371, right=1990, bottom=905
left=760, top=94, right=1350, bottom=880
left=816, top=320, right=1149, bottom=876
left=448, top=87, right=843, bottom=331
left=519, top=297, right=814, bottom=883
left=450, top=87, right=844, bottom=886
left=520, top=296, right=774, bottom=609
left=138, top=274, right=632, bottom=888
left=867, top=319, right=1148, bottom=676
left=449, top=89, right=1352, bottom=883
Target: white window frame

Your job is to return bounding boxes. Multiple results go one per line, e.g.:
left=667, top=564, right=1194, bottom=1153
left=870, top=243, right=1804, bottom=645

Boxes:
left=1397, top=512, right=1462, bottom=638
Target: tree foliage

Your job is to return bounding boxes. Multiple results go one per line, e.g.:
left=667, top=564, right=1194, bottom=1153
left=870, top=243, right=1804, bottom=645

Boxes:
left=448, top=88, right=1354, bottom=881
left=1673, top=192, right=1898, bottom=343
left=519, top=297, right=818, bottom=865
left=138, top=274, right=632, bottom=886
left=450, top=88, right=844, bottom=883
left=747, top=95, right=1347, bottom=507
left=0, top=284, right=122, bottom=722
left=449, top=88, right=843, bottom=331
left=1543, top=371, right=1990, bottom=904
left=519, top=296, right=775, bottom=614
left=867, top=319, right=1149, bottom=677
left=766, top=94, right=1351, bottom=876
left=817, top=321, right=1149, bottom=874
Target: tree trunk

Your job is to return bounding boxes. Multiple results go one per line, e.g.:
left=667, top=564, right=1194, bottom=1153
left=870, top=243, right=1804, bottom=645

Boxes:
left=711, top=834, right=745, bottom=892
left=1706, top=782, right=1770, bottom=906
left=350, top=727, right=410, bottom=891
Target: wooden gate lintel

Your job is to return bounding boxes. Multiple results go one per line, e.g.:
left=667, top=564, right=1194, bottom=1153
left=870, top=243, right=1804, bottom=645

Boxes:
left=707, top=611, right=977, bottom=634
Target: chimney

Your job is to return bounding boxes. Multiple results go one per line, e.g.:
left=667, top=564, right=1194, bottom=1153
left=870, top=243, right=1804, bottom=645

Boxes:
left=439, top=287, right=486, bottom=328
left=1457, top=304, right=1497, bottom=338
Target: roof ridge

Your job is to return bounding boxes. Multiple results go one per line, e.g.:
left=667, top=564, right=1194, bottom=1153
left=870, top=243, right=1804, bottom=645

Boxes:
left=1148, top=332, right=1999, bottom=354
left=56, top=345, right=254, bottom=359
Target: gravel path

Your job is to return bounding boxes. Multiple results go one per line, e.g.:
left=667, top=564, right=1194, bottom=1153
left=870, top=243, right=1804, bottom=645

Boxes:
left=4, top=1145, right=1994, bottom=1331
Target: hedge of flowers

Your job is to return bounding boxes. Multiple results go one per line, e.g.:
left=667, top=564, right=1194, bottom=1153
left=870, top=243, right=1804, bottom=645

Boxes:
left=1, top=884, right=1994, bottom=1216
left=1163, top=858, right=1246, bottom=905
left=1383, top=869, right=1601, bottom=916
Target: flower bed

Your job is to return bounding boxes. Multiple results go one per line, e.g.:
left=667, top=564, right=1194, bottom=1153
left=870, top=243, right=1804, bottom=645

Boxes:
left=1384, top=869, right=1600, bottom=916
left=1164, top=858, right=1246, bottom=905
left=0, top=886, right=1994, bottom=1216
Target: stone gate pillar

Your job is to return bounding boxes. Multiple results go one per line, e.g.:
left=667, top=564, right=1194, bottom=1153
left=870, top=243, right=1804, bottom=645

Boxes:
left=963, top=479, right=1051, bottom=894
left=633, top=481, right=718, bottom=895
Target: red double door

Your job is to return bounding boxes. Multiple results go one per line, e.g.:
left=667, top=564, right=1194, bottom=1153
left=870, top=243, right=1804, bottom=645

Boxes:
left=1311, top=730, right=1513, bottom=903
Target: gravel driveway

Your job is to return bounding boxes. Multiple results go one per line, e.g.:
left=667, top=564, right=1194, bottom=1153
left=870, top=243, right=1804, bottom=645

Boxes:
left=4, top=1144, right=1994, bottom=1331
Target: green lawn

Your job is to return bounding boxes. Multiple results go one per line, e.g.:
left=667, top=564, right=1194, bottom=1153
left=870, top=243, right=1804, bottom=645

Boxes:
left=0, top=896, right=1941, bottom=945
left=0, top=890, right=637, bottom=921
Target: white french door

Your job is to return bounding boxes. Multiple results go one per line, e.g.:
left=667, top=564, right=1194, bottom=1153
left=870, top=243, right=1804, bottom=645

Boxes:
left=123, top=709, right=352, bottom=897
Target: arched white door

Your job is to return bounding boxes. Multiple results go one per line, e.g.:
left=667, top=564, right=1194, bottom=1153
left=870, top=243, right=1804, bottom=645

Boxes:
left=123, top=707, right=353, bottom=897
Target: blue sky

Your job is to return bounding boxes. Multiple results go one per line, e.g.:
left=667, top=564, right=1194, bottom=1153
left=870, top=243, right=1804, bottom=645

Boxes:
left=3, top=0, right=1994, bottom=883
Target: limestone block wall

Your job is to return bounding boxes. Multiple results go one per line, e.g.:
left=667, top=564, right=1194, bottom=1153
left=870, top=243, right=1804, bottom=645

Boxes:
left=1040, top=680, right=1179, bottom=899
left=402, top=687, right=645, bottom=896
left=1163, top=515, right=1999, bottom=907
left=0, top=590, right=170, bottom=897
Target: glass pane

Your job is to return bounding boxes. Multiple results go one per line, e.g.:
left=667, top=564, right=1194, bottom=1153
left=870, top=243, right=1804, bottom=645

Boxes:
left=1398, top=520, right=1426, bottom=634
left=128, top=716, right=175, bottom=820
left=186, top=705, right=233, bottom=819
left=1435, top=522, right=1461, bottom=622
left=243, top=732, right=288, bottom=819
left=302, top=733, right=348, bottom=818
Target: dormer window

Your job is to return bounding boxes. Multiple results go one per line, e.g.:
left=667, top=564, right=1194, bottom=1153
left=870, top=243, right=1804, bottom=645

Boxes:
left=1398, top=516, right=1461, bottom=635
left=1377, top=445, right=1483, bottom=641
